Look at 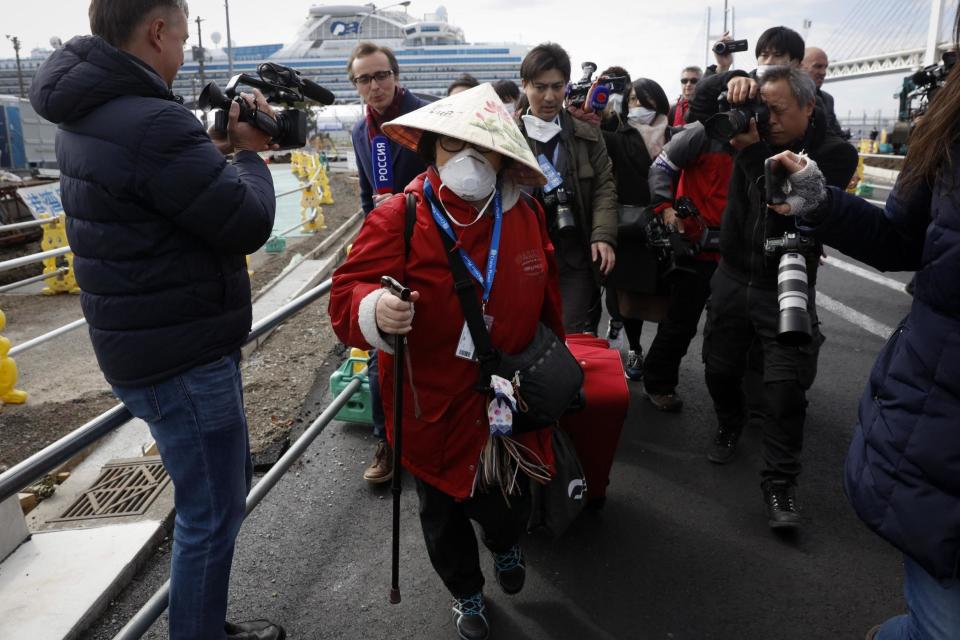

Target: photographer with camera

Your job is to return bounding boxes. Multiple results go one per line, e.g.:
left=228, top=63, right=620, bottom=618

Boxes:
left=700, top=64, right=857, bottom=529
left=517, top=43, right=618, bottom=335
left=29, top=1, right=283, bottom=638
left=639, top=86, right=738, bottom=410
left=764, top=10, right=960, bottom=635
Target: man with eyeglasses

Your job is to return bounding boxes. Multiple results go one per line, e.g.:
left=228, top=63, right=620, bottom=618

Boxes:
left=347, top=41, right=430, bottom=485
left=669, top=66, right=702, bottom=126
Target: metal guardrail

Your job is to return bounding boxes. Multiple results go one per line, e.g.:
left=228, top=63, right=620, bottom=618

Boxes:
left=275, top=210, right=318, bottom=238
left=8, top=318, right=87, bottom=357
left=113, top=376, right=362, bottom=640
left=0, top=267, right=69, bottom=293
left=0, top=278, right=334, bottom=505
left=0, top=218, right=56, bottom=233
left=0, top=247, right=70, bottom=273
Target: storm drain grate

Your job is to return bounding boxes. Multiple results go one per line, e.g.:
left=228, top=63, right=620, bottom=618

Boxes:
left=51, top=457, right=170, bottom=522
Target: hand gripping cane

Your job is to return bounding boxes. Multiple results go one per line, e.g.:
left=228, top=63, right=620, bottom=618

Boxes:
left=381, top=275, right=411, bottom=604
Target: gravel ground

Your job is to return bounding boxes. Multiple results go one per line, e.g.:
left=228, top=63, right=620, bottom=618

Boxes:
left=0, top=171, right=360, bottom=470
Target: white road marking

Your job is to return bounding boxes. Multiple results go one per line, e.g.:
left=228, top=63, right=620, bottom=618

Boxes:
left=817, top=292, right=895, bottom=339
left=823, top=256, right=908, bottom=294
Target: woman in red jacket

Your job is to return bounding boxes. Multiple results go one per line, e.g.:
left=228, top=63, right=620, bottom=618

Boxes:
left=329, top=83, right=563, bottom=640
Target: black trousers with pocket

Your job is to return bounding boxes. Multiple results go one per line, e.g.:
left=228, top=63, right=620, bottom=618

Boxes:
left=416, top=476, right=528, bottom=599
left=701, top=265, right=824, bottom=484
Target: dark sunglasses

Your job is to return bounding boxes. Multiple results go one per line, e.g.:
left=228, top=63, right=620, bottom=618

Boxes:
left=680, top=78, right=699, bottom=85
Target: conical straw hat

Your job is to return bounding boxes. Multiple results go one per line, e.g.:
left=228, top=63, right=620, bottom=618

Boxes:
left=382, top=83, right=546, bottom=187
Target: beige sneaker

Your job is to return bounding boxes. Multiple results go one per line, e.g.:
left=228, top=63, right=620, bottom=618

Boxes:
left=363, top=441, right=394, bottom=483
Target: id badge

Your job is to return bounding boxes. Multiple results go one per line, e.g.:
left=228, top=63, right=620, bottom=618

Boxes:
left=537, top=153, right=564, bottom=192
left=455, top=315, right=494, bottom=361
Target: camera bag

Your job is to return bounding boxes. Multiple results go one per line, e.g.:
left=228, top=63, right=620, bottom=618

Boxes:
left=426, top=193, right=583, bottom=433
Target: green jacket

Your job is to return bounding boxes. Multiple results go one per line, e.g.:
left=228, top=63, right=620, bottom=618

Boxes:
left=519, top=110, right=619, bottom=259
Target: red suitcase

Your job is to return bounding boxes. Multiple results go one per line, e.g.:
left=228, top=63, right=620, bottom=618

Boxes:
left=559, top=334, right=630, bottom=501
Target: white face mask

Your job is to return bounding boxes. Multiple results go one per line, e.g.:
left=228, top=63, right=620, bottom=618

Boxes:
left=437, top=148, right=497, bottom=202
left=606, top=93, right=624, bottom=114
left=521, top=114, right=562, bottom=143
left=501, top=101, right=516, bottom=113
left=628, top=106, right=657, bottom=125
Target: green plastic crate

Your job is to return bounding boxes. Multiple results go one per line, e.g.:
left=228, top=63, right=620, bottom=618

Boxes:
left=329, top=356, right=373, bottom=424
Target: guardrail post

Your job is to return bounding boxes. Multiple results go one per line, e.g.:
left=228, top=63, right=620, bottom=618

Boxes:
left=39, top=214, right=79, bottom=295
left=317, top=164, right=334, bottom=205
left=0, top=310, right=27, bottom=405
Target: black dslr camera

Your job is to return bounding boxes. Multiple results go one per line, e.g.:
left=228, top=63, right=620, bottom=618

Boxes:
left=566, top=62, right=629, bottom=111
left=704, top=90, right=770, bottom=142
left=543, top=185, right=576, bottom=235
left=199, top=62, right=335, bottom=150
left=764, top=232, right=817, bottom=346
left=644, top=197, right=706, bottom=278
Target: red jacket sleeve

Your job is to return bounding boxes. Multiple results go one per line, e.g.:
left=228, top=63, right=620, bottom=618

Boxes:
left=328, top=194, right=407, bottom=349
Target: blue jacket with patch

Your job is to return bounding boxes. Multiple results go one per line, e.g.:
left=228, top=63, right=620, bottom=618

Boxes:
left=29, top=36, right=275, bottom=386
left=807, top=149, right=960, bottom=583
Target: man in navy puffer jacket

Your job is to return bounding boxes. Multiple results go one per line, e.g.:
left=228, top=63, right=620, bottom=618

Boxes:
left=30, top=2, right=283, bottom=638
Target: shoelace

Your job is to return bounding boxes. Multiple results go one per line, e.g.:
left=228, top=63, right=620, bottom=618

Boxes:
left=715, top=428, right=739, bottom=447
left=494, top=544, right=524, bottom=573
left=454, top=593, right=486, bottom=617
left=768, top=488, right=798, bottom=512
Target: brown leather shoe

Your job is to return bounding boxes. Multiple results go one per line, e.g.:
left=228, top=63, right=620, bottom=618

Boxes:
left=363, top=440, right=393, bottom=483
left=647, top=390, right=683, bottom=412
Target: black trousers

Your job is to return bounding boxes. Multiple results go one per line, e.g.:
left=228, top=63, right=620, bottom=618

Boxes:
left=643, top=260, right=717, bottom=394
left=701, top=266, right=824, bottom=484
left=415, top=477, right=528, bottom=599
left=604, top=284, right=644, bottom=351
left=557, top=234, right=601, bottom=335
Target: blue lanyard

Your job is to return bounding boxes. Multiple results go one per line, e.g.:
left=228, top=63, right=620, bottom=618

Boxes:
left=423, top=177, right=502, bottom=305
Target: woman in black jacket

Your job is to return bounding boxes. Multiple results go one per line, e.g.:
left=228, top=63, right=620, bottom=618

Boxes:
left=602, top=78, right=671, bottom=380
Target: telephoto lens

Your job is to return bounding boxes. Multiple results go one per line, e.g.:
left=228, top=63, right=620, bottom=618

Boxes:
left=776, top=253, right=812, bottom=345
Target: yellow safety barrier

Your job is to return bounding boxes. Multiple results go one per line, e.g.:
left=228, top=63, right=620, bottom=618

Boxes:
left=40, top=214, right=80, bottom=295
left=317, top=165, right=335, bottom=205
left=0, top=309, right=27, bottom=405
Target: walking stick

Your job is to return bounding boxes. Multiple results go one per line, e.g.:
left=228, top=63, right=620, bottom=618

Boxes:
left=381, top=276, right=411, bottom=605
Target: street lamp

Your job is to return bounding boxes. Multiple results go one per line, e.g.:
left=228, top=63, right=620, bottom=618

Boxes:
left=356, top=1, right=411, bottom=41
left=5, top=35, right=24, bottom=98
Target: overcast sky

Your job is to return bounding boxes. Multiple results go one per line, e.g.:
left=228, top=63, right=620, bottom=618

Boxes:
left=2, top=0, right=949, bottom=121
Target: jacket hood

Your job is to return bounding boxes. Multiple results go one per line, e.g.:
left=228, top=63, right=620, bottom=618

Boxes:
left=29, top=35, right=176, bottom=124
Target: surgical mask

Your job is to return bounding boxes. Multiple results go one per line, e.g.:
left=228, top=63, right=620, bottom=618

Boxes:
left=606, top=93, right=624, bottom=114
left=501, top=101, right=516, bottom=113
left=437, top=148, right=497, bottom=202
left=628, top=106, right=657, bottom=125
left=522, top=114, right=562, bottom=143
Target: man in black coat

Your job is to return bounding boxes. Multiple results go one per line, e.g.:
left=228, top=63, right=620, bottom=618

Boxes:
left=30, top=2, right=282, bottom=638
left=699, top=65, right=857, bottom=530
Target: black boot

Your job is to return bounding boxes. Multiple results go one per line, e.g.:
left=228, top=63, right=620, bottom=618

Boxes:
left=707, top=424, right=741, bottom=464
left=225, top=620, right=286, bottom=640
left=452, top=592, right=490, bottom=640
left=763, top=480, right=801, bottom=529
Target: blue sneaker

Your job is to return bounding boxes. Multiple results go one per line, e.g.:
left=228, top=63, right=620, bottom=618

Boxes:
left=493, top=544, right=526, bottom=595
left=452, top=592, right=489, bottom=640
left=624, top=349, right=644, bottom=381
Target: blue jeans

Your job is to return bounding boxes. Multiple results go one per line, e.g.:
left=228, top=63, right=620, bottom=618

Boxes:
left=877, top=555, right=960, bottom=640
left=113, top=353, right=252, bottom=640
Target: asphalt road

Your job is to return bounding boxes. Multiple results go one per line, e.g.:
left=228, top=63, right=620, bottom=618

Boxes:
left=82, top=250, right=914, bottom=640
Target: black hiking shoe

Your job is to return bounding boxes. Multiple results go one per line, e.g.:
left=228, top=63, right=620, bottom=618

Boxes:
left=452, top=592, right=489, bottom=640
left=707, top=424, right=741, bottom=464
left=763, top=481, right=802, bottom=530
left=493, top=544, right=526, bottom=595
